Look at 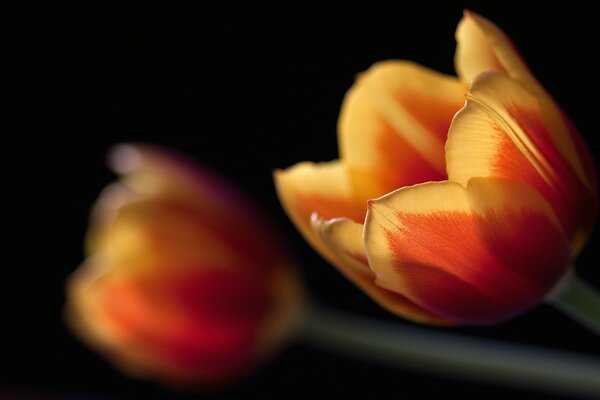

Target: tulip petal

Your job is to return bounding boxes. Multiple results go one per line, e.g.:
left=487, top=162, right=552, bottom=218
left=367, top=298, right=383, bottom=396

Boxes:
left=454, top=12, right=598, bottom=206
left=274, top=160, right=365, bottom=253
left=90, top=145, right=288, bottom=274
left=364, top=178, right=570, bottom=324
left=105, top=144, right=272, bottom=232
left=338, top=61, right=465, bottom=204
left=69, top=144, right=306, bottom=386
left=275, top=161, right=447, bottom=324
left=455, top=11, right=537, bottom=89
left=311, top=215, right=451, bottom=325
left=67, top=262, right=271, bottom=384
left=91, top=198, right=269, bottom=274
left=446, top=72, right=597, bottom=253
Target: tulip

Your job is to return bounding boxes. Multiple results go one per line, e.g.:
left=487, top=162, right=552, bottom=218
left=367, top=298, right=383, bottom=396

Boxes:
left=66, top=144, right=305, bottom=386
left=275, top=12, right=597, bottom=325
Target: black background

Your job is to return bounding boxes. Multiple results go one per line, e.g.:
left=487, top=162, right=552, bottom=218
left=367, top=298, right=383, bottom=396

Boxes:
left=6, top=1, right=600, bottom=399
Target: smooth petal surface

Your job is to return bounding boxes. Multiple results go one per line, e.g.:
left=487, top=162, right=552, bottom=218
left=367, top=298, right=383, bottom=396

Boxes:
left=365, top=178, right=570, bottom=324
left=338, top=61, right=465, bottom=204
left=89, top=145, right=289, bottom=274
left=89, top=198, right=275, bottom=276
left=67, top=144, right=305, bottom=386
left=455, top=11, right=537, bottom=89
left=447, top=72, right=597, bottom=253
left=68, top=261, right=272, bottom=385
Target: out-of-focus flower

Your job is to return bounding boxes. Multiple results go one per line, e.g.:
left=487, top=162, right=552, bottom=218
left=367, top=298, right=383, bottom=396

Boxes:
left=275, top=12, right=597, bottom=325
left=66, top=144, right=305, bottom=386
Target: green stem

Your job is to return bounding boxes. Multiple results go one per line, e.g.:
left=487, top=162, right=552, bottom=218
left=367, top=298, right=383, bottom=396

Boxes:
left=300, top=305, right=600, bottom=398
left=547, top=272, right=600, bottom=335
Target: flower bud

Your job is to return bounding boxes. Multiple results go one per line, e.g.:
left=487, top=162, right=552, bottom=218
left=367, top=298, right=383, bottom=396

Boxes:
left=67, top=144, right=305, bottom=386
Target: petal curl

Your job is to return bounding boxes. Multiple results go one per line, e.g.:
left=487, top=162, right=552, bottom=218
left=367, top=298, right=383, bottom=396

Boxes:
left=274, top=160, right=364, bottom=253
left=364, top=178, right=570, bottom=324
left=338, top=61, right=465, bottom=203
left=89, top=144, right=287, bottom=274
left=446, top=72, right=596, bottom=253
left=311, top=215, right=448, bottom=325
left=454, top=12, right=598, bottom=197
left=275, top=161, right=447, bottom=324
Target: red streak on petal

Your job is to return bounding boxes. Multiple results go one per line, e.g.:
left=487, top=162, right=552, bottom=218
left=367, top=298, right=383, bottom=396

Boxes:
left=136, top=199, right=283, bottom=275
left=374, top=116, right=446, bottom=193
left=494, top=106, right=595, bottom=244
left=384, top=208, right=569, bottom=324
left=99, top=267, right=271, bottom=380
left=340, top=253, right=450, bottom=324
left=174, top=268, right=271, bottom=321
left=395, top=91, right=463, bottom=143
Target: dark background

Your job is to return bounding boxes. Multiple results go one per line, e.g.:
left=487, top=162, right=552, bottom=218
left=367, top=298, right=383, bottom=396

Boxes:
left=6, top=1, right=600, bottom=399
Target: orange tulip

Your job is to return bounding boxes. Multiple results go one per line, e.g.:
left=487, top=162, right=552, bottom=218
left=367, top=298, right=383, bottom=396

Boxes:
left=275, top=12, right=597, bottom=325
left=66, top=144, right=305, bottom=386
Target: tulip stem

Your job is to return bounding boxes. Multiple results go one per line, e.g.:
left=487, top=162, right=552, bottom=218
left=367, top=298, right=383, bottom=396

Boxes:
left=300, top=305, right=600, bottom=398
left=548, top=272, right=600, bottom=335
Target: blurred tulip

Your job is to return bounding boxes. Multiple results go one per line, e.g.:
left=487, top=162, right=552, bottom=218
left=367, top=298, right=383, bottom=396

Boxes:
left=275, top=12, right=597, bottom=325
left=66, top=144, right=305, bottom=386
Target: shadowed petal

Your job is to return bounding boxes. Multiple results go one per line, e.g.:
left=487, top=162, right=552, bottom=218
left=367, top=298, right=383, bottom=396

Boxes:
left=68, top=261, right=272, bottom=384
left=455, top=11, right=597, bottom=207
left=67, top=144, right=306, bottom=387
left=339, top=61, right=465, bottom=204
left=311, top=215, right=449, bottom=325
left=274, top=160, right=365, bottom=258
left=446, top=72, right=597, bottom=253
left=364, top=178, right=570, bottom=324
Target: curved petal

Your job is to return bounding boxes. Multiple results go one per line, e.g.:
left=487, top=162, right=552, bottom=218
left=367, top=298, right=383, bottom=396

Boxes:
left=454, top=12, right=598, bottom=200
left=107, top=144, right=259, bottom=222
left=446, top=72, right=597, bottom=253
left=455, top=11, right=538, bottom=89
left=274, top=161, right=365, bottom=257
left=89, top=198, right=268, bottom=274
left=89, top=144, right=289, bottom=275
left=66, top=261, right=271, bottom=384
left=338, top=61, right=465, bottom=204
left=69, top=144, right=306, bottom=386
left=364, top=178, right=570, bottom=325
left=275, top=161, right=448, bottom=324
left=311, top=215, right=449, bottom=325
